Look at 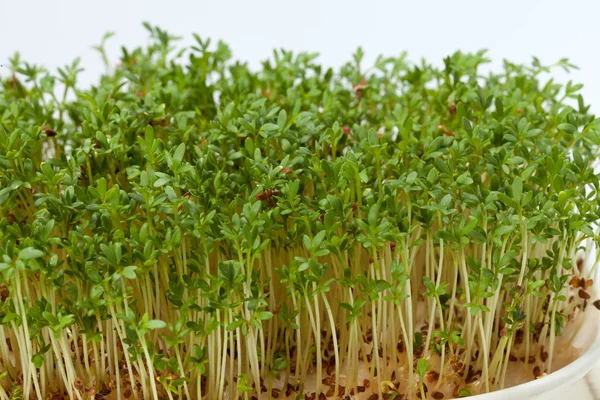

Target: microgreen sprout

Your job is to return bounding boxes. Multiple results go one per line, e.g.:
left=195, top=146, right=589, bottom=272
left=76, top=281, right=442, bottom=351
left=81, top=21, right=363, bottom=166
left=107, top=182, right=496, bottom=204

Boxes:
left=1, top=24, right=600, bottom=400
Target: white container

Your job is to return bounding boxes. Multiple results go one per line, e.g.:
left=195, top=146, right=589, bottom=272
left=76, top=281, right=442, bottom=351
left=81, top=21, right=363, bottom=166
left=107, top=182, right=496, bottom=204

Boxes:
left=471, top=307, right=600, bottom=399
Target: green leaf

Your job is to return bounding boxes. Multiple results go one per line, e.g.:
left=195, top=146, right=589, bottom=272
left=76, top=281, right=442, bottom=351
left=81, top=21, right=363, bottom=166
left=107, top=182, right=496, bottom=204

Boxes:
left=32, top=354, right=45, bottom=369
left=261, top=123, right=280, bottom=136
left=512, top=176, right=522, bottom=203
left=256, top=311, right=274, bottom=321
left=173, top=143, right=186, bottom=163
left=19, top=248, right=44, bottom=260
left=374, top=280, right=390, bottom=292
left=506, top=156, right=524, bottom=165
left=557, top=123, right=576, bottom=134
left=368, top=204, right=380, bottom=226
left=406, top=171, right=417, bottom=184
left=435, top=157, right=450, bottom=174
left=122, top=266, right=137, bottom=280
left=154, top=176, right=172, bottom=187
left=277, top=109, right=287, bottom=129
left=313, top=230, right=326, bottom=248
left=416, top=357, right=429, bottom=378
left=463, top=117, right=473, bottom=134
left=457, top=172, right=473, bottom=185
left=147, top=320, right=167, bottom=330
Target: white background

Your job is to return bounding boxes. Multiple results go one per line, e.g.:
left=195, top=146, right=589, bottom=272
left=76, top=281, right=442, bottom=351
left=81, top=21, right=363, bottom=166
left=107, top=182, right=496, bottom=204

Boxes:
left=0, top=0, right=599, bottom=111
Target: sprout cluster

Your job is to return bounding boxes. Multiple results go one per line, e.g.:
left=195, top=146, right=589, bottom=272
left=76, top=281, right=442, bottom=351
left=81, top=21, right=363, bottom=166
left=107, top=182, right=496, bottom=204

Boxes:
left=1, top=24, right=600, bottom=400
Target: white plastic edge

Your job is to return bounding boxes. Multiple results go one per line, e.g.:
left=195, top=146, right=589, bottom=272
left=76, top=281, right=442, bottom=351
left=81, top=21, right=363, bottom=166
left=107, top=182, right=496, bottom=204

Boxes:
left=471, top=263, right=600, bottom=400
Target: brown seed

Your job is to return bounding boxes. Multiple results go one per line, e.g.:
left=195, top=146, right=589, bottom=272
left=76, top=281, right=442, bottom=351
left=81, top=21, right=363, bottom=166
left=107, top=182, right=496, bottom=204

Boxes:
left=352, top=202, right=358, bottom=212
left=453, top=385, right=461, bottom=398
left=367, top=394, right=379, bottom=400
left=533, top=366, right=542, bottom=378
left=9, top=73, right=16, bottom=89
left=325, top=387, right=334, bottom=397
left=593, top=300, right=600, bottom=310
left=363, top=378, right=370, bottom=388
left=432, top=392, right=444, bottom=399
left=500, top=326, right=507, bottom=337
left=319, top=393, right=326, bottom=400
left=0, top=286, right=9, bottom=302
left=520, top=355, right=536, bottom=363
left=43, top=126, right=57, bottom=137
left=585, top=279, right=594, bottom=289
left=281, top=167, right=292, bottom=174
left=570, top=276, right=580, bottom=288
left=6, top=214, right=15, bottom=225
left=287, top=383, right=299, bottom=393
left=327, top=362, right=334, bottom=375
left=272, top=388, right=280, bottom=398
left=123, top=388, right=132, bottom=398
left=397, top=341, right=405, bottom=353
left=466, top=367, right=481, bottom=384
left=74, top=378, right=84, bottom=391
left=357, top=385, right=365, bottom=393
left=534, top=322, right=543, bottom=333
left=353, top=78, right=367, bottom=92
left=579, top=289, right=591, bottom=300
left=449, top=103, right=457, bottom=114
left=426, top=370, right=440, bottom=383
left=515, top=329, right=524, bottom=344
left=541, top=347, right=548, bottom=362
left=150, top=118, right=169, bottom=127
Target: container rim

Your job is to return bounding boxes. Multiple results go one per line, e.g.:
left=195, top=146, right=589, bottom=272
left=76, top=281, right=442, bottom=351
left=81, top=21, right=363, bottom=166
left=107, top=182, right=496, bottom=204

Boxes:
left=470, top=304, right=600, bottom=399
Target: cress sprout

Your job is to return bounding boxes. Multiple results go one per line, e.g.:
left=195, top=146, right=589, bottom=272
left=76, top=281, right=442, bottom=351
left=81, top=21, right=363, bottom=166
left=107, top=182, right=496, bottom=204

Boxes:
left=1, top=23, right=600, bottom=400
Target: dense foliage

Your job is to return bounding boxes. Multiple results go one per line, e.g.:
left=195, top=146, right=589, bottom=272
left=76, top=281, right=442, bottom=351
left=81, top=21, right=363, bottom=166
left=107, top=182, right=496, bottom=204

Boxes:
left=1, top=24, right=599, bottom=399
